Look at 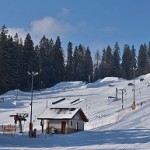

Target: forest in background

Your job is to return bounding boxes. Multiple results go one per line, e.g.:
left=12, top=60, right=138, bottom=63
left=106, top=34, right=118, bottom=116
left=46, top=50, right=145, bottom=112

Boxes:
left=0, top=25, right=149, bottom=94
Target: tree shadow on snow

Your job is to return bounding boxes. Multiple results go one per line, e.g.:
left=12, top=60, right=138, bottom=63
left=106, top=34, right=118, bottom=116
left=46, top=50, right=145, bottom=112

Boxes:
left=1, top=129, right=150, bottom=148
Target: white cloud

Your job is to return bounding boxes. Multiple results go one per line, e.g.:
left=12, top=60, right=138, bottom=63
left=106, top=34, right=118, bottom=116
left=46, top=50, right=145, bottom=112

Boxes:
left=30, top=16, right=73, bottom=39
left=7, top=16, right=74, bottom=44
left=58, top=8, right=70, bottom=18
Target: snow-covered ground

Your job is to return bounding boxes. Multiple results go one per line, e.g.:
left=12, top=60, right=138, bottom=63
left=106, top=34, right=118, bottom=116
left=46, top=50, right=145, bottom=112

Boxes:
left=1, top=74, right=150, bottom=149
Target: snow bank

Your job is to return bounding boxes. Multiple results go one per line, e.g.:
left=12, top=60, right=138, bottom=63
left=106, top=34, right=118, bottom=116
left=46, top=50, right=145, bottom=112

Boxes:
left=85, top=108, right=132, bottom=130
left=0, top=100, right=17, bottom=108
left=87, top=77, right=124, bottom=88
left=100, top=77, right=120, bottom=82
left=49, top=81, right=86, bottom=91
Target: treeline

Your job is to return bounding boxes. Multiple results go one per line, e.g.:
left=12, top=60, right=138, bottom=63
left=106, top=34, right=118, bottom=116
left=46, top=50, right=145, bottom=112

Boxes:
left=0, top=25, right=93, bottom=93
left=94, top=42, right=150, bottom=81
left=0, top=25, right=149, bottom=94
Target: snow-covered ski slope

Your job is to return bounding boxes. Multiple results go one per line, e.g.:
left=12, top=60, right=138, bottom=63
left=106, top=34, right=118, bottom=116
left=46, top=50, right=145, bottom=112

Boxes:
left=1, top=74, right=150, bottom=149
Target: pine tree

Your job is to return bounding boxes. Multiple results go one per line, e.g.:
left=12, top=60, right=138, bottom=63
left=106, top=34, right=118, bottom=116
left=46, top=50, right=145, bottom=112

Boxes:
left=65, top=42, right=74, bottom=81
left=101, top=45, right=113, bottom=77
left=112, top=42, right=121, bottom=77
left=122, top=44, right=132, bottom=79
left=84, top=47, right=93, bottom=82
left=0, top=25, right=9, bottom=93
left=53, top=36, right=65, bottom=83
left=102, top=48, right=106, bottom=63
left=130, top=45, right=137, bottom=78
left=21, top=33, right=37, bottom=90
left=5, top=35, right=16, bottom=90
left=105, top=45, right=112, bottom=65
left=99, top=48, right=107, bottom=78
left=48, top=38, right=55, bottom=86
left=137, top=44, right=147, bottom=76
left=93, top=50, right=101, bottom=81
left=13, top=33, right=23, bottom=89
left=95, top=50, right=101, bottom=66
left=73, top=46, right=78, bottom=81
left=73, top=44, right=85, bottom=81
left=38, top=36, right=53, bottom=88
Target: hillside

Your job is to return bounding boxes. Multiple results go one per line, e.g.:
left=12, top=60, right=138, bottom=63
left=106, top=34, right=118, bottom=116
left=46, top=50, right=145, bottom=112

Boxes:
left=0, top=74, right=150, bottom=149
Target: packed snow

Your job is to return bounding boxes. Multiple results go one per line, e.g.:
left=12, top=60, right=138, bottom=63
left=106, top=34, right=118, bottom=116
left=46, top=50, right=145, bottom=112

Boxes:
left=0, top=74, right=150, bottom=149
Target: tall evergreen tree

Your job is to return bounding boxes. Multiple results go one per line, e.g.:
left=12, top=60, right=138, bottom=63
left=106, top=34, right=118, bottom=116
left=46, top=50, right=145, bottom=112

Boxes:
left=21, top=33, right=37, bottom=90
left=130, top=45, right=137, bottom=78
left=137, top=44, right=147, bottom=76
left=93, top=50, right=101, bottom=81
left=103, top=45, right=113, bottom=77
left=84, top=47, right=93, bottom=82
left=94, top=49, right=101, bottom=66
left=73, top=46, right=78, bottom=81
left=73, top=44, right=85, bottom=81
left=0, top=25, right=9, bottom=93
left=47, top=38, right=55, bottom=86
left=5, top=35, right=16, bottom=90
left=12, top=33, right=23, bottom=89
left=38, top=36, right=52, bottom=88
left=65, top=42, right=74, bottom=81
left=112, top=42, right=121, bottom=77
left=105, top=45, right=112, bottom=64
left=53, top=36, right=64, bottom=83
left=99, top=48, right=107, bottom=78
left=122, top=44, right=132, bottom=79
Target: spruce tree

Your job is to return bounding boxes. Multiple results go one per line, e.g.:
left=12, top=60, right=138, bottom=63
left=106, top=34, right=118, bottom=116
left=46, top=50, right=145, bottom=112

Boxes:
left=5, top=36, right=16, bottom=90
left=102, top=45, right=113, bottom=77
left=84, top=47, right=93, bottom=82
left=22, top=33, right=37, bottom=90
left=53, top=36, right=64, bottom=83
left=0, top=25, right=9, bottom=93
left=99, top=48, right=107, bottom=78
left=65, top=42, right=74, bottom=81
left=38, top=36, right=53, bottom=88
left=130, top=45, right=137, bottom=78
left=13, top=33, right=23, bottom=89
left=73, top=44, right=85, bottom=81
left=122, top=44, right=132, bottom=79
left=73, top=46, right=78, bottom=81
left=112, top=42, right=121, bottom=77
left=93, top=50, right=101, bottom=81
left=137, top=44, right=147, bottom=76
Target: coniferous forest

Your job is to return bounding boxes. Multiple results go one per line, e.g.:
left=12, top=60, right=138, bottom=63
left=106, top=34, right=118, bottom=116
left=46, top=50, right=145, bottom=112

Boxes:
left=0, top=25, right=150, bottom=94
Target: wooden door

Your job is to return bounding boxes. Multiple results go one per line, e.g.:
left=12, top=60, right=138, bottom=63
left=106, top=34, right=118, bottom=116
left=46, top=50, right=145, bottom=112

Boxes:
left=61, top=121, right=66, bottom=134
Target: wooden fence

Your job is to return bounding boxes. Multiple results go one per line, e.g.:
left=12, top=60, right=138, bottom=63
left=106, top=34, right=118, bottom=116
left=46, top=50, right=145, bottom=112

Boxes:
left=0, top=125, right=17, bottom=134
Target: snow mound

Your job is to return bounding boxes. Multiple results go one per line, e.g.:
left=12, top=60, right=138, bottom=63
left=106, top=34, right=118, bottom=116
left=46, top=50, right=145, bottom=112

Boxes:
left=0, top=100, right=17, bottom=108
left=87, top=77, right=123, bottom=88
left=2, top=89, right=30, bottom=98
left=50, top=81, right=86, bottom=91
left=138, top=73, right=150, bottom=80
left=100, top=77, right=120, bottom=82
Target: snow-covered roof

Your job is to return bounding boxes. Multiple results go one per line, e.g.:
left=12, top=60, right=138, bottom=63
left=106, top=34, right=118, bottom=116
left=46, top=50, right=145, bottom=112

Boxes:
left=37, top=107, right=88, bottom=122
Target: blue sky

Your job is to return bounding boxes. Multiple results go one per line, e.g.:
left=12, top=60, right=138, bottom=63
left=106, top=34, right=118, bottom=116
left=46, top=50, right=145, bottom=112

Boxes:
left=1, top=0, right=150, bottom=56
